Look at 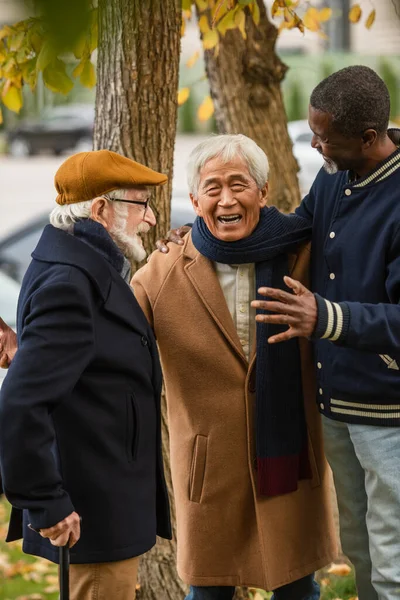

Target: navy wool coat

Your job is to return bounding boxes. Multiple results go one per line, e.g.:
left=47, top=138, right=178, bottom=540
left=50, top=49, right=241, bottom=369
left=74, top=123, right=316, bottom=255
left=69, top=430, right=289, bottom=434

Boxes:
left=0, top=224, right=171, bottom=564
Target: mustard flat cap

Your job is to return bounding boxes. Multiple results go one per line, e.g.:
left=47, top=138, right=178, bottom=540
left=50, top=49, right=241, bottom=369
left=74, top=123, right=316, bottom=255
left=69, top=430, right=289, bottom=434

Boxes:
left=55, top=149, right=168, bottom=205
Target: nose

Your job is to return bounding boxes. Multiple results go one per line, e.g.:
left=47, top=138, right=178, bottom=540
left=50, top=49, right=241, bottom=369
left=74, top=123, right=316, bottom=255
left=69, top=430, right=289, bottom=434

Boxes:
left=311, top=134, right=320, bottom=150
left=218, top=188, right=236, bottom=207
left=144, top=205, right=156, bottom=228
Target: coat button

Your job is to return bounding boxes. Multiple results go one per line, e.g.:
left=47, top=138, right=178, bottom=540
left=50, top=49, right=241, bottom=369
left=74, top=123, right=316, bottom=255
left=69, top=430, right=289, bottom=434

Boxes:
left=345, top=188, right=352, bottom=196
left=329, top=273, right=336, bottom=280
left=141, top=335, right=148, bottom=346
left=320, top=403, right=324, bottom=410
left=317, top=362, right=322, bottom=369
left=248, top=373, right=256, bottom=393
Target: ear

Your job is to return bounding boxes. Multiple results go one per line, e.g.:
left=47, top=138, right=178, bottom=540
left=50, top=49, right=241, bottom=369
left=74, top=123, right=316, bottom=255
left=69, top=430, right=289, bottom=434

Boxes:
left=361, top=129, right=377, bottom=150
left=259, top=183, right=269, bottom=208
left=190, top=193, right=203, bottom=217
left=91, top=197, right=113, bottom=230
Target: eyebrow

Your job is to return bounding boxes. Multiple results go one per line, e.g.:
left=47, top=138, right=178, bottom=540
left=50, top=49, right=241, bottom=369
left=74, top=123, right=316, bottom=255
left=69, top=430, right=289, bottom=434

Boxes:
left=202, top=174, right=249, bottom=187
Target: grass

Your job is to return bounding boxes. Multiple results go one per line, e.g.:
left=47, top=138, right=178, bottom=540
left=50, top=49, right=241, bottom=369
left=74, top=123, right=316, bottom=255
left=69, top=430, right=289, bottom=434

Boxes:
left=0, top=497, right=357, bottom=600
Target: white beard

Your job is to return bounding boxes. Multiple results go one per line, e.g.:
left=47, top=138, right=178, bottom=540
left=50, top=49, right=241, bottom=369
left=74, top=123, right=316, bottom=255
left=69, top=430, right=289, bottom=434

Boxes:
left=323, top=158, right=339, bottom=175
left=109, top=206, right=149, bottom=263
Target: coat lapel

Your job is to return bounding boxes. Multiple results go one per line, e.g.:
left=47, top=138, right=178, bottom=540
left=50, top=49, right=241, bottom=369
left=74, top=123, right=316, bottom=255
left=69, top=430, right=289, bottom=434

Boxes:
left=184, top=237, right=247, bottom=366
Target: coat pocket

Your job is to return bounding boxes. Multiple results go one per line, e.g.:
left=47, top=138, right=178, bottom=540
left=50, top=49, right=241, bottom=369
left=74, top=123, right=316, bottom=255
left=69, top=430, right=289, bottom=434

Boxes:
left=189, top=434, right=208, bottom=503
left=126, top=394, right=140, bottom=462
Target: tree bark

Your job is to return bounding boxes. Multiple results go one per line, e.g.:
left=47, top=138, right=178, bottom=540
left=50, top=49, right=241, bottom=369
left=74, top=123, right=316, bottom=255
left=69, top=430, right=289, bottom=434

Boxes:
left=202, top=0, right=301, bottom=213
left=94, top=2, right=186, bottom=599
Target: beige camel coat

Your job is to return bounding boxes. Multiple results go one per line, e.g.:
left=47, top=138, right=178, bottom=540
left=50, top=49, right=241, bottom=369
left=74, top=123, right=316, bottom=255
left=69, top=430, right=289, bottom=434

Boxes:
left=132, top=234, right=338, bottom=590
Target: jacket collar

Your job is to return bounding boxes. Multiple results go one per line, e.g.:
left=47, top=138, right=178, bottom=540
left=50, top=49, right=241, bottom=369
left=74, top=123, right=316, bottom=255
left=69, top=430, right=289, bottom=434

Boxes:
left=32, top=224, right=151, bottom=337
left=350, top=128, right=400, bottom=188
left=32, top=224, right=112, bottom=301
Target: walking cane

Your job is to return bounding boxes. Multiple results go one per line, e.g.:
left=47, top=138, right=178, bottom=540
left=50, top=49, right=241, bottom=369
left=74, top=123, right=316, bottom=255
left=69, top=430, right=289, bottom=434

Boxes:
left=59, top=544, right=70, bottom=600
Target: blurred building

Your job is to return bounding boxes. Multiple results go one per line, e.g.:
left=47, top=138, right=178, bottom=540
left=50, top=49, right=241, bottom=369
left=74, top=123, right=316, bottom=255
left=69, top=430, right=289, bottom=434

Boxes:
left=0, top=0, right=26, bottom=25
left=265, top=0, right=400, bottom=55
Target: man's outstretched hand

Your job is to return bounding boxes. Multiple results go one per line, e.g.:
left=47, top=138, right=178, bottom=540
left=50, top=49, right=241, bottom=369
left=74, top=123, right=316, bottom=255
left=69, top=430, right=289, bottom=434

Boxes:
left=156, top=225, right=191, bottom=254
left=0, top=317, right=18, bottom=368
left=251, top=276, right=317, bottom=343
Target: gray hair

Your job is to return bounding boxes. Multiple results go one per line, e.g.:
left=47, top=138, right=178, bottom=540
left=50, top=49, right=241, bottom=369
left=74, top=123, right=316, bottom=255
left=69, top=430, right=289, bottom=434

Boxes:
left=187, top=134, right=269, bottom=197
left=49, top=188, right=130, bottom=232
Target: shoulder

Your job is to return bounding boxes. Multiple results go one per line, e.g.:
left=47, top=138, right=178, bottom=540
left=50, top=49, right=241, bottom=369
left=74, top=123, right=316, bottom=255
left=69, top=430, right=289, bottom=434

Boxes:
left=132, top=236, right=187, bottom=291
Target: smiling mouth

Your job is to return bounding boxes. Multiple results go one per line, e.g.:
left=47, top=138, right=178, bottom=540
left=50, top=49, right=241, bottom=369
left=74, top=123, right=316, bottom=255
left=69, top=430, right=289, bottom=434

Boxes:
left=218, top=214, right=242, bottom=224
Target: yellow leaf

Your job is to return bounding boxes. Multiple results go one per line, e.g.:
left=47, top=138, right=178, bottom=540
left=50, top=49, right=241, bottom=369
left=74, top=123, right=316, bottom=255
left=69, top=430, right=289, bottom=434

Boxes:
left=234, top=8, right=246, bottom=38
left=303, top=7, right=320, bottom=31
left=250, top=2, right=260, bottom=26
left=0, top=106, right=3, bottom=125
left=349, top=4, right=362, bottom=23
left=365, top=9, right=376, bottom=29
left=0, top=26, right=14, bottom=41
left=319, top=7, right=332, bottom=22
left=252, top=593, right=265, bottom=600
left=21, top=57, right=37, bottom=90
left=80, top=59, right=96, bottom=88
left=195, top=0, right=209, bottom=11
left=43, top=59, right=74, bottom=94
left=2, top=83, right=23, bottom=113
left=203, top=29, right=219, bottom=49
left=217, top=9, right=237, bottom=35
left=198, top=95, right=214, bottom=121
left=177, top=87, right=190, bottom=106
left=186, top=50, right=200, bottom=68
left=198, top=15, right=210, bottom=34
left=36, top=40, right=55, bottom=72
left=182, top=0, right=192, bottom=9
left=327, top=562, right=352, bottom=576
left=72, top=59, right=86, bottom=78
left=212, top=0, right=229, bottom=26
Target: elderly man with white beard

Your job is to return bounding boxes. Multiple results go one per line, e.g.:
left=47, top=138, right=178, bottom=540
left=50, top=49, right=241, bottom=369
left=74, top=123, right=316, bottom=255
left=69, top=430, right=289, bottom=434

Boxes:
left=0, top=150, right=171, bottom=600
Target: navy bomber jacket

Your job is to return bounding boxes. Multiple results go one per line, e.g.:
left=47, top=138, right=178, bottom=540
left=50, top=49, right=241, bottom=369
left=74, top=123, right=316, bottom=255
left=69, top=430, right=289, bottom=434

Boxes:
left=296, top=129, right=400, bottom=426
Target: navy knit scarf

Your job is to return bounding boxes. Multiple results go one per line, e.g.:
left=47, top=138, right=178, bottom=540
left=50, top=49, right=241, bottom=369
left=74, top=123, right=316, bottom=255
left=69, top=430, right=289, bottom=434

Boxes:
left=192, top=207, right=312, bottom=496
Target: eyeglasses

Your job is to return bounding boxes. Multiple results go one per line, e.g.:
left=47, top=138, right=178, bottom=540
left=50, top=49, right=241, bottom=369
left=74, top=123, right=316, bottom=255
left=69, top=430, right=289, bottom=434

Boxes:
left=104, top=196, right=150, bottom=217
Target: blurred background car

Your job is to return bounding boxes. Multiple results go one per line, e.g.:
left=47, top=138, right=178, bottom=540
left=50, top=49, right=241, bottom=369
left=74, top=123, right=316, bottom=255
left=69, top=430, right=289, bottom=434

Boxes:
left=6, top=104, right=94, bottom=157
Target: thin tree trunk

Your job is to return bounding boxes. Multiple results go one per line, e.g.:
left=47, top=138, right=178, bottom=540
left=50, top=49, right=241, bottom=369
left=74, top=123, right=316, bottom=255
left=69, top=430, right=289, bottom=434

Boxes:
left=94, top=2, right=186, bottom=599
left=201, top=0, right=301, bottom=213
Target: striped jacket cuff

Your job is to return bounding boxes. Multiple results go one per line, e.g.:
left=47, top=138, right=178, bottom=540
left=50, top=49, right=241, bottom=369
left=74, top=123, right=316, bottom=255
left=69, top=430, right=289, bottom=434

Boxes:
left=313, top=294, right=350, bottom=343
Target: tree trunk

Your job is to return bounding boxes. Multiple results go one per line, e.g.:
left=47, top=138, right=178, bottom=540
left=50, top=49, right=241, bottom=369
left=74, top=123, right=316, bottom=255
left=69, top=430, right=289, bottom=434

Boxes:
left=201, top=0, right=301, bottom=213
left=94, top=2, right=186, bottom=599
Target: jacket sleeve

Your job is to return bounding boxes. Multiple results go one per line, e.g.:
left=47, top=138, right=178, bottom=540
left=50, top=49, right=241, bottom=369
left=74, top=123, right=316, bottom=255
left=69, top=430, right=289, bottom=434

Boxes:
left=294, top=186, right=315, bottom=225
left=313, top=225, right=400, bottom=357
left=0, top=280, right=95, bottom=530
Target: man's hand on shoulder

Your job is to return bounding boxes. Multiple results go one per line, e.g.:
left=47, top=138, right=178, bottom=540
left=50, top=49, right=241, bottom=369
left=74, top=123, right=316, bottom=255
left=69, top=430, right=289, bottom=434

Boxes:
left=155, top=225, right=191, bottom=254
left=39, top=511, right=81, bottom=548
left=0, top=317, right=18, bottom=369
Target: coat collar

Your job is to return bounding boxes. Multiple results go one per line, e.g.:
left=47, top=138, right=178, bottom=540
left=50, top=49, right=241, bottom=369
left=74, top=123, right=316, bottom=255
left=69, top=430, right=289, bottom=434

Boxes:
left=32, top=224, right=150, bottom=336
left=182, top=234, right=248, bottom=366
left=32, top=224, right=112, bottom=301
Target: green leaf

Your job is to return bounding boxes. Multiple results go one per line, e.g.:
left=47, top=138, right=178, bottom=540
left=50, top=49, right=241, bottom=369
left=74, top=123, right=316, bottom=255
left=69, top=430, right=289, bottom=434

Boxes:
left=2, top=82, right=23, bottom=113
left=43, top=58, right=74, bottom=94
left=79, top=59, right=96, bottom=88
left=8, top=30, right=25, bottom=51
left=36, top=39, right=55, bottom=72
left=21, top=56, right=38, bottom=90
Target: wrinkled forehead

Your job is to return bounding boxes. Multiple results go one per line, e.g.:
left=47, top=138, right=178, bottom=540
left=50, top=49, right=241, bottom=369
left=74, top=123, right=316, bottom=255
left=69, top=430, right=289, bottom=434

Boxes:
left=198, top=154, right=252, bottom=184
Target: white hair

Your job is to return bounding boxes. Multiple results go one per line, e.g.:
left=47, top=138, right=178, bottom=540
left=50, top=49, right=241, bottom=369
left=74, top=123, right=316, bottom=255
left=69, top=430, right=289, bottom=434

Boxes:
left=49, top=188, right=131, bottom=232
left=187, top=134, right=269, bottom=197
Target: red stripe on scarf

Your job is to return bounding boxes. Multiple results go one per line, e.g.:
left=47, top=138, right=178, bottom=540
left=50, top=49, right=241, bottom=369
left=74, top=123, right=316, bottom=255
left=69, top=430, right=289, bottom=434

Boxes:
left=256, top=442, right=312, bottom=496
